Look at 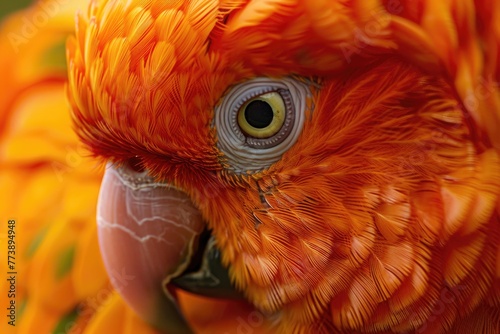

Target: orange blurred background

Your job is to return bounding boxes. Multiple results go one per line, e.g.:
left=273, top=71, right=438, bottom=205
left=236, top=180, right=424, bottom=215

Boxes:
left=0, top=1, right=107, bottom=333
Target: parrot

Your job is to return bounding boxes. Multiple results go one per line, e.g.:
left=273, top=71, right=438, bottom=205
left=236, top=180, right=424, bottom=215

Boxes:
left=64, top=0, right=500, bottom=333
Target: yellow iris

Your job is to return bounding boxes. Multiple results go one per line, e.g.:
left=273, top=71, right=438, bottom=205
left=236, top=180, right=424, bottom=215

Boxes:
left=237, top=92, right=286, bottom=138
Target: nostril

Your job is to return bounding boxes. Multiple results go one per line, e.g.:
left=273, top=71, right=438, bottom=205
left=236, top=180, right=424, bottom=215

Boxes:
left=127, top=156, right=146, bottom=173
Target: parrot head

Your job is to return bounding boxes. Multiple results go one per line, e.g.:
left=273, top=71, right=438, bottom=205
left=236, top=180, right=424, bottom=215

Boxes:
left=67, top=0, right=500, bottom=332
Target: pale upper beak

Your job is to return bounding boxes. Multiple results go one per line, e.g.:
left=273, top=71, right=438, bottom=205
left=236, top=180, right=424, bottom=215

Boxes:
left=96, top=163, right=241, bottom=333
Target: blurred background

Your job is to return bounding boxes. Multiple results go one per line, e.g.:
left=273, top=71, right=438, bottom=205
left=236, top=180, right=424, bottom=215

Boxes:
left=0, top=1, right=33, bottom=20
left=0, top=1, right=109, bottom=333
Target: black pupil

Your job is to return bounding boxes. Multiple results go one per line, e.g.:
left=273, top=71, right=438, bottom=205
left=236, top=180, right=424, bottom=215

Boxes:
left=244, top=100, right=274, bottom=128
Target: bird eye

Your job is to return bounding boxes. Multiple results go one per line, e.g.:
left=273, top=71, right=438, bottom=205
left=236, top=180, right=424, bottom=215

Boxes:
left=237, top=92, right=286, bottom=139
left=214, top=77, right=313, bottom=173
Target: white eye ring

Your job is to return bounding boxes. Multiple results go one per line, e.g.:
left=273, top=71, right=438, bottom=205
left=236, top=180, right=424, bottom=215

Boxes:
left=214, top=77, right=313, bottom=174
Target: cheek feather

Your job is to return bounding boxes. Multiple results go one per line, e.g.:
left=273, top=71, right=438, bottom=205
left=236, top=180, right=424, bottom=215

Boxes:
left=204, top=57, right=500, bottom=331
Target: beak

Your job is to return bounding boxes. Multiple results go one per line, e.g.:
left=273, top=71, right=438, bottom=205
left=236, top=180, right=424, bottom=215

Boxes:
left=97, top=163, right=241, bottom=333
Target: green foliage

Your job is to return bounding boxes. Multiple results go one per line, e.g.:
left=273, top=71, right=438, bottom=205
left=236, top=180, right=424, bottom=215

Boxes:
left=0, top=0, right=34, bottom=22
